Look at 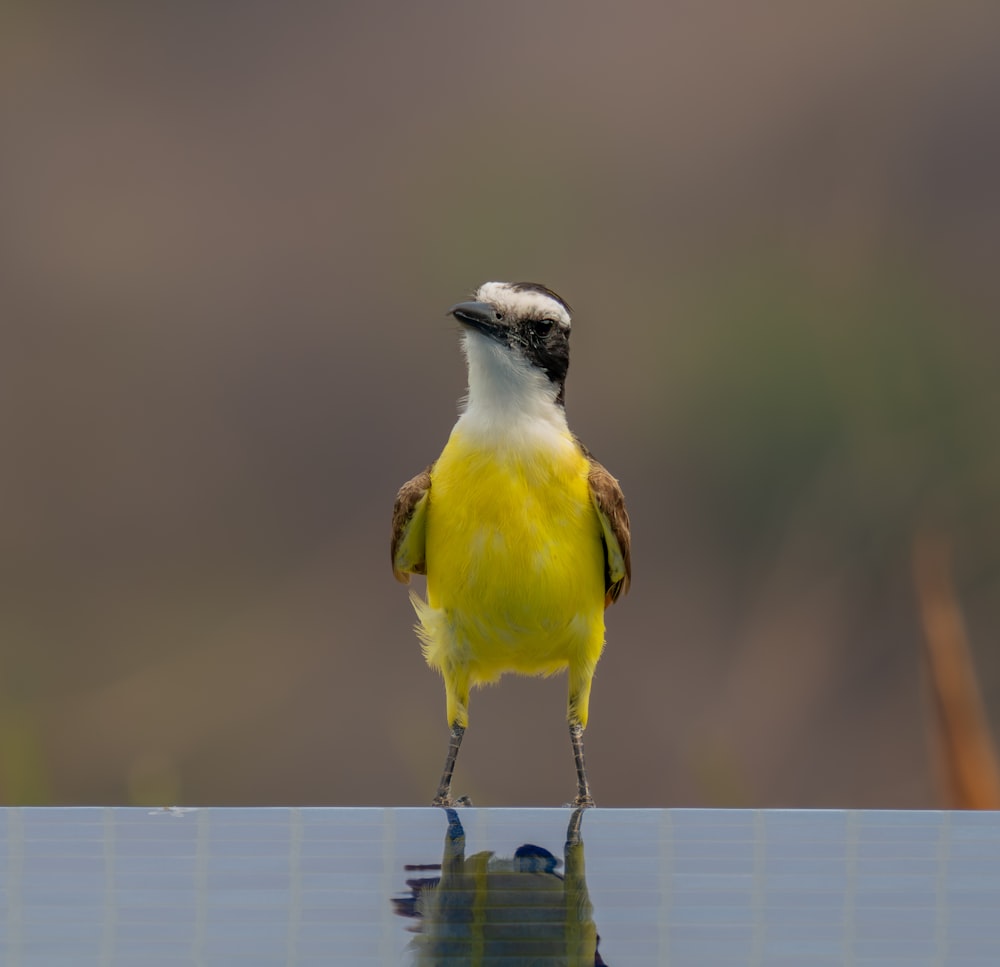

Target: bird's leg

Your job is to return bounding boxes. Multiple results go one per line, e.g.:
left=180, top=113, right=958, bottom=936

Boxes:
left=431, top=668, right=472, bottom=806
left=432, top=675, right=471, bottom=806
left=567, top=667, right=596, bottom=807
left=431, top=723, right=467, bottom=806
left=569, top=722, right=595, bottom=808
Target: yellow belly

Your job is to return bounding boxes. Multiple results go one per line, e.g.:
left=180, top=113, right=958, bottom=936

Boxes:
left=419, top=427, right=607, bottom=686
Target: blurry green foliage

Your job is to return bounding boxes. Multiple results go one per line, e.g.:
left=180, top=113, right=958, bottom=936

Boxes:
left=661, top=262, right=997, bottom=566
left=0, top=709, right=50, bottom=805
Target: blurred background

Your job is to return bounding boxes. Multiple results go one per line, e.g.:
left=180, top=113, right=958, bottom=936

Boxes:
left=2, top=2, right=998, bottom=808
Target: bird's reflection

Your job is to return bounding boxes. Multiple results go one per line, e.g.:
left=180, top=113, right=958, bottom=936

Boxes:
left=393, top=808, right=607, bottom=965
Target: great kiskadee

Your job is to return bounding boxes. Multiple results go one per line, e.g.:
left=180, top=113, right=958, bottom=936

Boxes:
left=391, top=281, right=630, bottom=807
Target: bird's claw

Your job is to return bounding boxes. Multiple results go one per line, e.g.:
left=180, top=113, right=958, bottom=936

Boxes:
left=431, top=794, right=473, bottom=808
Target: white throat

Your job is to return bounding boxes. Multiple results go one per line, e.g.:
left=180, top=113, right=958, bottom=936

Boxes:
left=456, top=330, right=568, bottom=443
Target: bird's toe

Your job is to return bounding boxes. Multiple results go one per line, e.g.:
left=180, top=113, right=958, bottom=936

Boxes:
left=431, top=794, right=473, bottom=808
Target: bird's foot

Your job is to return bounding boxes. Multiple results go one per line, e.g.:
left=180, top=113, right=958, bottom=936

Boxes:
left=564, top=794, right=595, bottom=809
left=431, top=794, right=473, bottom=807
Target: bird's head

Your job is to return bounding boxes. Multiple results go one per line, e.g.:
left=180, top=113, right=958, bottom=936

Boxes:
left=449, top=281, right=573, bottom=408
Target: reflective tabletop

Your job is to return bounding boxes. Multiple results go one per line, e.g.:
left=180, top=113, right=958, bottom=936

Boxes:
left=2, top=807, right=999, bottom=965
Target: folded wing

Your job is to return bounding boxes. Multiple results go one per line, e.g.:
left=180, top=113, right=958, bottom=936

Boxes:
left=586, top=457, right=631, bottom=607
left=391, top=467, right=433, bottom=583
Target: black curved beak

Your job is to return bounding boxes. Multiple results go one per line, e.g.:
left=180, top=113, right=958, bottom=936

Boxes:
left=448, top=301, right=506, bottom=340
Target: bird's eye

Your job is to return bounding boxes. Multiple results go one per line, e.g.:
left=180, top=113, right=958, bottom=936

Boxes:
left=494, top=309, right=504, bottom=322
left=533, top=319, right=554, bottom=336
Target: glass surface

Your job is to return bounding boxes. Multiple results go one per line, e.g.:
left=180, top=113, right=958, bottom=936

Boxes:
left=1, top=807, right=999, bottom=965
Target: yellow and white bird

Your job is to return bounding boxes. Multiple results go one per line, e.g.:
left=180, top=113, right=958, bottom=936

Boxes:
left=391, top=282, right=630, bottom=807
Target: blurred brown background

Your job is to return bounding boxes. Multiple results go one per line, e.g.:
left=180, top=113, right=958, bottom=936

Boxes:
left=2, top=2, right=998, bottom=808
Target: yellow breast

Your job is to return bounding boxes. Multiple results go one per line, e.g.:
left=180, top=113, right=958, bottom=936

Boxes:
left=422, top=425, right=606, bottom=682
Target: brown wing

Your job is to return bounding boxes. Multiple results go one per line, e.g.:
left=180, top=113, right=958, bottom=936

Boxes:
left=586, top=456, right=631, bottom=607
left=391, top=466, right=432, bottom=583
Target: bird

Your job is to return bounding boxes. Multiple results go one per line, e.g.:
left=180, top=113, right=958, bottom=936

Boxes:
left=391, top=281, right=630, bottom=807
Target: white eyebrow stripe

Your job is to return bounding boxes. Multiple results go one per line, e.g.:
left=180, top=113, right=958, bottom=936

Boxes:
left=475, top=281, right=572, bottom=327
